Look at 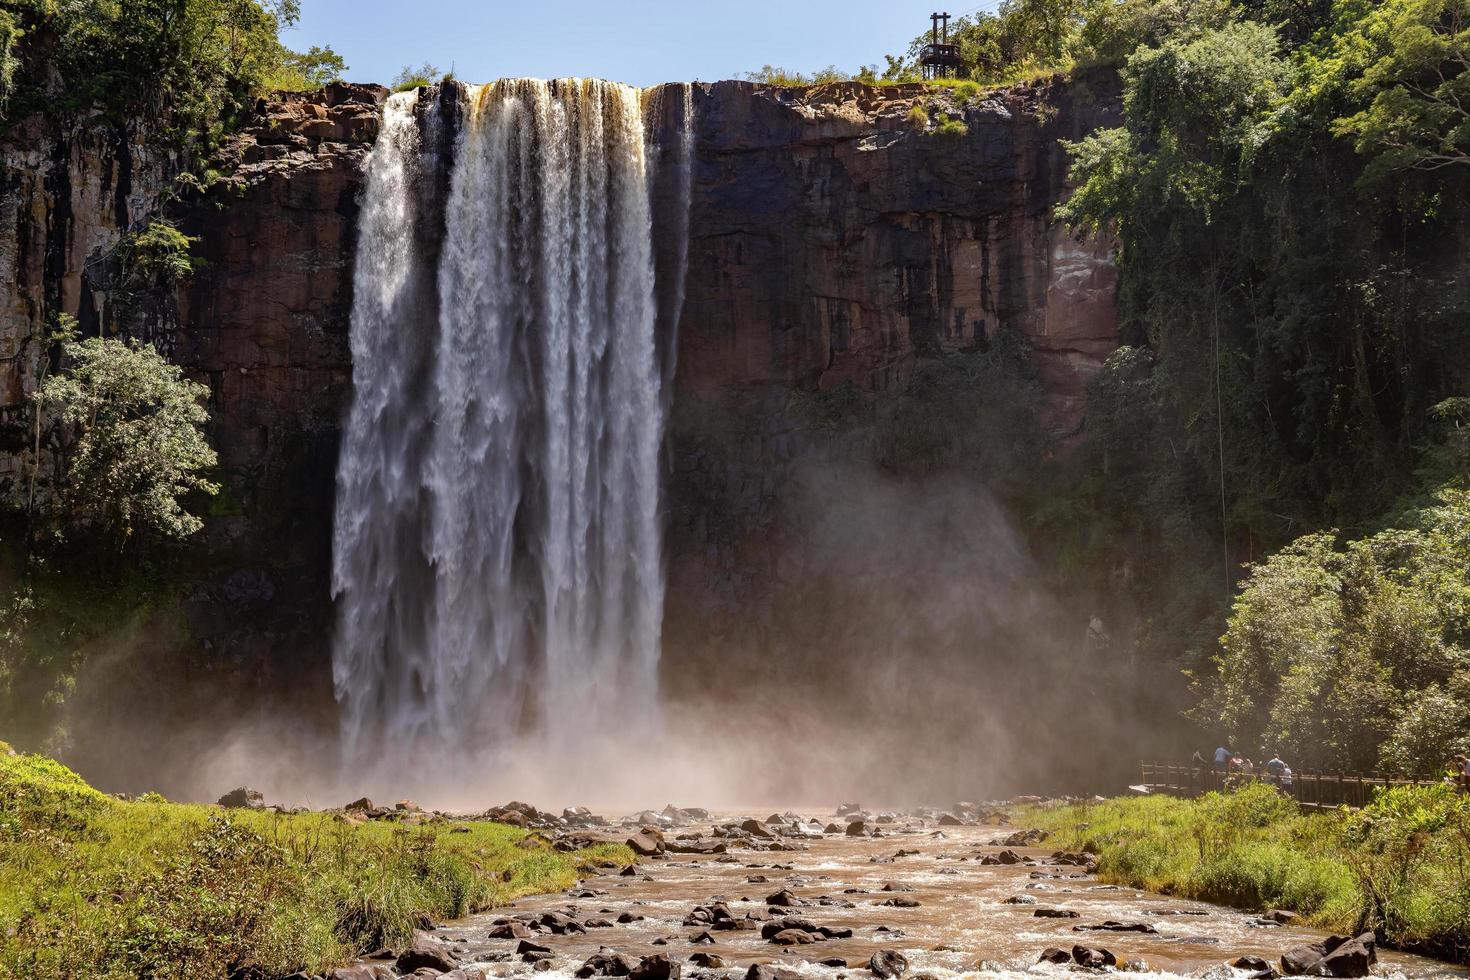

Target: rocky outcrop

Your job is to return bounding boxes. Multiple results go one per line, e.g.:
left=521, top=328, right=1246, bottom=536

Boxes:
left=0, top=114, right=178, bottom=484
left=677, top=74, right=1119, bottom=430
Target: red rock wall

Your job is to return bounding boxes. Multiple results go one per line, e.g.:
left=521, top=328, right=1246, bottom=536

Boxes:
left=677, top=74, right=1119, bottom=432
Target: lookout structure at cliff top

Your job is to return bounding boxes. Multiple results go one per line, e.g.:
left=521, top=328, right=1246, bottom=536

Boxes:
left=921, top=11, right=964, bottom=79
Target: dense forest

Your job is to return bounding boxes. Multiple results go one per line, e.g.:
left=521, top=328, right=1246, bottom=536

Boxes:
left=953, top=0, right=1470, bottom=775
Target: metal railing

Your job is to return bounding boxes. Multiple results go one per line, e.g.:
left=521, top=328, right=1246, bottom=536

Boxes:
left=1138, top=761, right=1449, bottom=809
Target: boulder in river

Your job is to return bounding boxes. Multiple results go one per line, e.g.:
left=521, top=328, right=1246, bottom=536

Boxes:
left=689, top=953, right=726, bottom=968
left=870, top=950, right=909, bottom=978
left=627, top=828, right=665, bottom=856
left=577, top=947, right=640, bottom=978
left=1280, top=934, right=1375, bottom=978
left=846, top=821, right=871, bottom=837
left=630, top=953, right=681, bottom=980
left=745, top=965, right=802, bottom=980
left=1073, top=920, right=1157, bottom=934
left=741, top=818, right=777, bottom=838
left=488, top=922, right=532, bottom=939
left=1034, top=908, right=1079, bottom=918
left=396, top=940, right=458, bottom=973
left=766, top=888, right=801, bottom=906
left=1038, top=948, right=1071, bottom=964
left=1072, top=946, right=1117, bottom=969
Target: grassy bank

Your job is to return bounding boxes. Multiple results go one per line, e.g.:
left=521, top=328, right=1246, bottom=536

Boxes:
left=1025, top=783, right=1470, bottom=961
left=0, top=747, right=630, bottom=979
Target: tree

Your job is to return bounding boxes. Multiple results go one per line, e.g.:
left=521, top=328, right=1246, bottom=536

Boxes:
left=37, top=338, right=219, bottom=549
left=1331, top=0, right=1470, bottom=175
left=1195, top=490, right=1470, bottom=770
left=275, top=44, right=346, bottom=88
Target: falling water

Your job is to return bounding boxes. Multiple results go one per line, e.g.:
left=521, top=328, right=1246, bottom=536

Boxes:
left=332, top=79, right=688, bottom=788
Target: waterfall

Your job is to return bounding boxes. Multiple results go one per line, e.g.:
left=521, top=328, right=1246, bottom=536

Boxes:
left=332, top=79, right=687, bottom=785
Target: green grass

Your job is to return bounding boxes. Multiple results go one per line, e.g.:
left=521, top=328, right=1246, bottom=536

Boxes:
left=0, top=752, right=631, bottom=979
left=1024, top=782, right=1470, bottom=961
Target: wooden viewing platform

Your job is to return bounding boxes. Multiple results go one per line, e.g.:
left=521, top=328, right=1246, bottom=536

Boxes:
left=1137, top=761, right=1449, bottom=809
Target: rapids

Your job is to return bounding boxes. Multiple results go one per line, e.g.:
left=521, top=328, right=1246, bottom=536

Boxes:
left=393, top=813, right=1466, bottom=980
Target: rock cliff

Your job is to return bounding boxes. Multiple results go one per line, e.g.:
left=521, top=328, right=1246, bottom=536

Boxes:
left=0, top=73, right=1121, bottom=792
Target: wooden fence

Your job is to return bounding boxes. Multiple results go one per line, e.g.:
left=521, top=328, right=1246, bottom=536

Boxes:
left=1138, top=761, right=1449, bottom=809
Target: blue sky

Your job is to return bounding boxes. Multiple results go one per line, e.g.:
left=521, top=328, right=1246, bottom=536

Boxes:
left=289, top=1, right=993, bottom=89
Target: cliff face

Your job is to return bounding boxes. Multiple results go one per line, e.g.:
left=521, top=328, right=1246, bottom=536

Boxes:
left=0, top=115, right=177, bottom=473
left=678, top=75, right=1118, bottom=430
left=162, top=74, right=1120, bottom=664
left=0, top=75, right=1121, bottom=791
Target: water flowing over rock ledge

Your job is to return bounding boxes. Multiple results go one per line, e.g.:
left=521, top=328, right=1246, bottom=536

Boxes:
left=0, top=72, right=1122, bottom=795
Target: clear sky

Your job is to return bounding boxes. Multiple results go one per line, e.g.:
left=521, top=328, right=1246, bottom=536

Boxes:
left=288, top=0, right=994, bottom=89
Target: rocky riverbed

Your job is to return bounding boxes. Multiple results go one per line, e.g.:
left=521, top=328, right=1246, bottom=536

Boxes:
left=314, top=805, right=1469, bottom=980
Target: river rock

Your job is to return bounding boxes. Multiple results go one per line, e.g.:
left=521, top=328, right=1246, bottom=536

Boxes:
left=217, top=787, right=265, bottom=809
left=517, top=941, right=552, bottom=956
left=1235, top=956, right=1272, bottom=971
left=396, top=940, right=458, bottom=973
left=745, top=965, right=802, bottom=980
left=577, top=947, right=640, bottom=978
left=630, top=953, right=681, bottom=980
left=489, top=922, right=533, bottom=939
left=880, top=897, right=921, bottom=908
left=1038, top=949, right=1071, bottom=964
left=1280, top=934, right=1376, bottom=978
left=1072, top=946, right=1116, bottom=969
left=870, top=950, right=909, bottom=978
left=772, top=928, right=821, bottom=945
left=766, top=889, right=801, bottom=906
left=628, top=828, right=666, bottom=856
left=667, top=839, right=727, bottom=855
left=741, top=818, right=777, bottom=838
left=1034, top=908, right=1079, bottom=918
left=938, top=813, right=964, bottom=826
left=689, top=953, right=726, bottom=968
left=847, top=821, right=870, bottom=836
left=1073, top=921, right=1157, bottom=933
left=760, top=917, right=818, bottom=939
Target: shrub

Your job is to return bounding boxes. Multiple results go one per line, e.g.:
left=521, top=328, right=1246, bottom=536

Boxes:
left=906, top=104, right=930, bottom=129
left=391, top=62, right=442, bottom=93
left=933, top=118, right=970, bottom=137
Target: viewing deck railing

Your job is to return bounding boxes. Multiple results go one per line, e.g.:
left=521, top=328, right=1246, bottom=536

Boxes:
left=1138, top=761, right=1449, bottom=809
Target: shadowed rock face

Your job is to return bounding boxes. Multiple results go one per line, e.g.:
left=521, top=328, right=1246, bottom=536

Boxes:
left=0, top=74, right=1121, bottom=793
left=676, top=75, right=1119, bottom=432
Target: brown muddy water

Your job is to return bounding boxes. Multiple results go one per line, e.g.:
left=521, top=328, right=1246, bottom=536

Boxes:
left=417, top=812, right=1466, bottom=980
